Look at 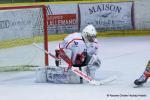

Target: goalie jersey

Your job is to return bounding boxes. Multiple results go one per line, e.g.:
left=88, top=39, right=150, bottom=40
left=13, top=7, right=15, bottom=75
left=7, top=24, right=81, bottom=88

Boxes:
left=57, top=32, right=99, bottom=65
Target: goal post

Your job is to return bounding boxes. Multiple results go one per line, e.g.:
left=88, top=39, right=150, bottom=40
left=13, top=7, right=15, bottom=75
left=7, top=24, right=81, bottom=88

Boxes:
left=0, top=5, right=49, bottom=68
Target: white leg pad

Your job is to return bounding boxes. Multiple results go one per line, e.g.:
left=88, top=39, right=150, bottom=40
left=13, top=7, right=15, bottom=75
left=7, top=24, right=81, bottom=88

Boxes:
left=35, top=67, right=47, bottom=83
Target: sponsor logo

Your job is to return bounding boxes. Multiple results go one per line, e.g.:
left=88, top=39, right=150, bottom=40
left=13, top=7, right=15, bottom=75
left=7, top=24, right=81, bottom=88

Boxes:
left=88, top=4, right=122, bottom=15
left=80, top=2, right=133, bottom=31
left=74, top=41, right=78, bottom=47
left=48, top=73, right=67, bottom=80
left=0, top=20, right=32, bottom=30
left=47, top=14, right=77, bottom=26
left=0, top=20, right=9, bottom=29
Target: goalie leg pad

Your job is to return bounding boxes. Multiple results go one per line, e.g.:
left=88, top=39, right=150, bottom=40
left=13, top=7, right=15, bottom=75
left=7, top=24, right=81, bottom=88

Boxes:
left=46, top=66, right=81, bottom=84
left=83, top=55, right=101, bottom=79
left=88, top=54, right=101, bottom=69
left=35, top=67, right=47, bottom=83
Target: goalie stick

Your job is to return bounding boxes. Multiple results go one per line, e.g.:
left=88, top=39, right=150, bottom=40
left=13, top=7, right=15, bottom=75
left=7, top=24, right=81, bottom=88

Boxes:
left=33, top=43, right=116, bottom=85
left=33, top=43, right=58, bottom=60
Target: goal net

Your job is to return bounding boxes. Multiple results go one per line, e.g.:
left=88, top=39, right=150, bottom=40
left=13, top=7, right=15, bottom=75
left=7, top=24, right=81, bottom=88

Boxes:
left=0, top=5, right=49, bottom=69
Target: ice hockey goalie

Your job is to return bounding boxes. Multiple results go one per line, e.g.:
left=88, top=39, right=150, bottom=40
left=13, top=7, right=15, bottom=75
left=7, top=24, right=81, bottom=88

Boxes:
left=36, top=24, right=101, bottom=84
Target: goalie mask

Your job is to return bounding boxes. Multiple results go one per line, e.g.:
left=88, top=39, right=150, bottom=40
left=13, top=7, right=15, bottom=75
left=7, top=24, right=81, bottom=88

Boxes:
left=82, top=24, right=97, bottom=43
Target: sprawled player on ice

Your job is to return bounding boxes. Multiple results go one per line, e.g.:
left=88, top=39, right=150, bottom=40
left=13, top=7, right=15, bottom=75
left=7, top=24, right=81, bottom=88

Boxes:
left=36, top=24, right=101, bottom=84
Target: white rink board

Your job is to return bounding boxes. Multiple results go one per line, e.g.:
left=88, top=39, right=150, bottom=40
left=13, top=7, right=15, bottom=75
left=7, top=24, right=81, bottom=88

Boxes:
left=79, top=2, right=133, bottom=31
left=46, top=4, right=78, bottom=34
left=0, top=8, right=43, bottom=41
left=134, top=0, right=150, bottom=29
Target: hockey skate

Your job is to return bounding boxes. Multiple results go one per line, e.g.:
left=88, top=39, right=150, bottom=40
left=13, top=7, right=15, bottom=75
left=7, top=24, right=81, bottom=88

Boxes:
left=134, top=75, right=148, bottom=86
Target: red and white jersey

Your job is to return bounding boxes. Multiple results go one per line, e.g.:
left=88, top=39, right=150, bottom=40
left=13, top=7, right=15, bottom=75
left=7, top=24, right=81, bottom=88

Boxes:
left=57, top=32, right=99, bottom=64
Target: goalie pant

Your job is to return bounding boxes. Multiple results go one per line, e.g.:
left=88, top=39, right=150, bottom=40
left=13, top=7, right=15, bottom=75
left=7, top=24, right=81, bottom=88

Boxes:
left=36, top=55, right=101, bottom=84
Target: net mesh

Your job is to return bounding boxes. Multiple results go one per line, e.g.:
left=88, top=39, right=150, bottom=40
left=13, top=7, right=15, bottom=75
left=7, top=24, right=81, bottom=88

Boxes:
left=0, top=6, right=46, bottom=67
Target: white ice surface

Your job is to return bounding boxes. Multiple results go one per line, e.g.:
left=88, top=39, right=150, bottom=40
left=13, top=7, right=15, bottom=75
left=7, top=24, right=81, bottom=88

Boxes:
left=0, top=36, right=150, bottom=100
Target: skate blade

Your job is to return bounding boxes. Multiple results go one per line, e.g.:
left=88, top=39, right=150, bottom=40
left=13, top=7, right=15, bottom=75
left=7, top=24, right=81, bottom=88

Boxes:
left=133, top=84, right=143, bottom=88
